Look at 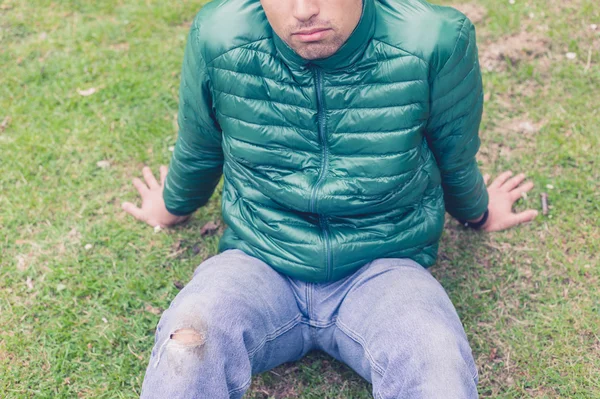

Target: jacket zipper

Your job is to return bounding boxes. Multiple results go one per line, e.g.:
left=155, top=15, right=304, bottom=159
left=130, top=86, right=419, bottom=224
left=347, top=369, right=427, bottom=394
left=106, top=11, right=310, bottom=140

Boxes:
left=310, top=67, right=333, bottom=281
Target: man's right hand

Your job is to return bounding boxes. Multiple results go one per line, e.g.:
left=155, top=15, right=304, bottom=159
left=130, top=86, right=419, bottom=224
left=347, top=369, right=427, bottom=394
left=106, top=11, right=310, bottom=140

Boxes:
left=122, top=166, right=190, bottom=228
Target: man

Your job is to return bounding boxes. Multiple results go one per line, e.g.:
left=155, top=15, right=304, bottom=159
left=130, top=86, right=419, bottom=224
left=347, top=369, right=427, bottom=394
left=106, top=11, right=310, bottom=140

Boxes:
left=123, top=0, right=538, bottom=397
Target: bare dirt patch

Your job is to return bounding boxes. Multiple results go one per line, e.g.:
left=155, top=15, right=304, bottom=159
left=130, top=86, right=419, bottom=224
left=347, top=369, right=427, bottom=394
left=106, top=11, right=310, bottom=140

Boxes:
left=499, top=119, right=544, bottom=135
left=478, top=116, right=543, bottom=165
left=450, top=3, right=487, bottom=25
left=479, top=31, right=551, bottom=72
left=447, top=7, right=553, bottom=74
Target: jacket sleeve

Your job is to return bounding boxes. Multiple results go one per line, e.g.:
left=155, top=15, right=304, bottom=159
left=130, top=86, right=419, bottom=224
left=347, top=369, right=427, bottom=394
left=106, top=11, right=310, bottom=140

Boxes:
left=425, top=17, right=489, bottom=221
left=163, top=23, right=224, bottom=216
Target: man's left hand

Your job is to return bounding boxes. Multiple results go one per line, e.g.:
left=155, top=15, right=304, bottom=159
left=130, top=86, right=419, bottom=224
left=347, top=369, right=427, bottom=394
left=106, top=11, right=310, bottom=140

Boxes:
left=474, top=171, right=539, bottom=232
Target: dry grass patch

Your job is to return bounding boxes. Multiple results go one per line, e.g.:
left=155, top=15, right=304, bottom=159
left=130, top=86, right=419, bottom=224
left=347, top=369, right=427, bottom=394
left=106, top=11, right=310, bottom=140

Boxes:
left=479, top=31, right=551, bottom=72
left=450, top=3, right=488, bottom=24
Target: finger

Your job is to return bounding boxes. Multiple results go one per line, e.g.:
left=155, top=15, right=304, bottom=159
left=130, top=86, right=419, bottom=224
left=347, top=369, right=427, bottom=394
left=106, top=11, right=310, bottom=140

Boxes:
left=122, top=202, right=147, bottom=222
left=133, top=178, right=149, bottom=198
left=142, top=166, right=159, bottom=189
left=160, top=165, right=168, bottom=186
left=483, top=174, right=491, bottom=185
left=502, top=173, right=526, bottom=191
left=509, top=181, right=535, bottom=202
left=509, top=209, right=539, bottom=226
left=489, top=171, right=513, bottom=189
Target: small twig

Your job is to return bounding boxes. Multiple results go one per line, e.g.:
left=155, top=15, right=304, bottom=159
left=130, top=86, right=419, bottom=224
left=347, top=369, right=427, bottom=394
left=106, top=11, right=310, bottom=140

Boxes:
left=484, top=242, right=503, bottom=251
left=508, top=315, right=529, bottom=325
left=516, top=247, right=536, bottom=252
left=166, top=247, right=187, bottom=259
left=268, top=370, right=282, bottom=377
left=584, top=46, right=593, bottom=73
left=128, top=242, right=141, bottom=252
left=485, top=243, right=536, bottom=252
left=127, top=343, right=144, bottom=360
left=541, top=193, right=549, bottom=215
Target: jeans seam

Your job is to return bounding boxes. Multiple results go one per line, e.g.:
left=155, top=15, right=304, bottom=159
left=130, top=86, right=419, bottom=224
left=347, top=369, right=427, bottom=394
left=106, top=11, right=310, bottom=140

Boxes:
left=307, top=283, right=313, bottom=319
left=471, top=360, right=479, bottom=384
left=228, top=377, right=252, bottom=396
left=335, top=318, right=386, bottom=377
left=300, top=319, right=337, bottom=328
left=247, top=314, right=303, bottom=358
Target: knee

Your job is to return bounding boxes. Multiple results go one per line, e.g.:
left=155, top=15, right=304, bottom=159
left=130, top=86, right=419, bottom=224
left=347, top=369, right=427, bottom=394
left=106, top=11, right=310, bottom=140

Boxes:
left=377, top=315, right=472, bottom=370
left=158, top=294, right=243, bottom=344
left=421, top=325, right=469, bottom=361
left=150, top=300, right=215, bottom=369
left=377, top=325, right=478, bottom=399
left=170, top=328, right=206, bottom=346
left=401, top=321, right=477, bottom=382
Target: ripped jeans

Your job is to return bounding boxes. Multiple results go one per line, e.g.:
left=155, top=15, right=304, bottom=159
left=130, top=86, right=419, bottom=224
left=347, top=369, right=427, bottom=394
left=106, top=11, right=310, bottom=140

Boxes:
left=140, top=249, right=479, bottom=399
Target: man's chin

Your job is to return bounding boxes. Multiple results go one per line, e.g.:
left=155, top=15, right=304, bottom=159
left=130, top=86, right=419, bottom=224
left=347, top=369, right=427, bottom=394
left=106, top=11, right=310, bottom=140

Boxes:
left=296, top=45, right=339, bottom=61
left=287, top=39, right=342, bottom=61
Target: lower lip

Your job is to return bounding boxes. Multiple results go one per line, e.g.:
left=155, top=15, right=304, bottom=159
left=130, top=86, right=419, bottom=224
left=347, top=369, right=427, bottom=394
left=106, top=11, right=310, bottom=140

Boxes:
left=294, top=29, right=331, bottom=42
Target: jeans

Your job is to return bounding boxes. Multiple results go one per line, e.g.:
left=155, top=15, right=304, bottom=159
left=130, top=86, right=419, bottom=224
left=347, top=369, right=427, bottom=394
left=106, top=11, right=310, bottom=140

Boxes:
left=140, top=248, right=479, bottom=399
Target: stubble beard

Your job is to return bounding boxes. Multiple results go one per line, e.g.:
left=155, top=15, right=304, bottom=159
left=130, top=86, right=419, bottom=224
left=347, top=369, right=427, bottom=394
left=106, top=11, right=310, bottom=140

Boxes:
left=289, top=35, right=346, bottom=60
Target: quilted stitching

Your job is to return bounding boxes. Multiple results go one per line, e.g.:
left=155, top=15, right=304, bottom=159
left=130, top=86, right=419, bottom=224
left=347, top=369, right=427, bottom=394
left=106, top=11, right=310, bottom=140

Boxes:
left=163, top=0, right=489, bottom=282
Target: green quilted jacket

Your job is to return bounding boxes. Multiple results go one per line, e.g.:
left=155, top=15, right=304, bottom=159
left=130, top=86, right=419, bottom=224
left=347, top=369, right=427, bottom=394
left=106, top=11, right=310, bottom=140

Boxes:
left=163, top=0, right=489, bottom=282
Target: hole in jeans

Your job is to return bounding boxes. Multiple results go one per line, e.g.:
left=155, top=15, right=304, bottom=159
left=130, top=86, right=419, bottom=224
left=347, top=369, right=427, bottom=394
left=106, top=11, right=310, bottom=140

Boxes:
left=170, top=328, right=206, bottom=346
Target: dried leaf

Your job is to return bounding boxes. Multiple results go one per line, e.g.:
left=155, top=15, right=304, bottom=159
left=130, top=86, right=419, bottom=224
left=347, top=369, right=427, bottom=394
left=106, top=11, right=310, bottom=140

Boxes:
left=109, top=42, right=129, bottom=51
left=77, top=87, right=97, bottom=96
left=67, top=228, right=81, bottom=244
left=26, top=277, right=34, bottom=290
left=96, top=160, right=110, bottom=169
left=0, top=116, right=10, bottom=132
left=200, top=220, right=221, bottom=236
left=16, top=255, right=27, bottom=271
left=145, top=304, right=162, bottom=315
left=192, top=245, right=201, bottom=255
left=517, top=121, right=538, bottom=134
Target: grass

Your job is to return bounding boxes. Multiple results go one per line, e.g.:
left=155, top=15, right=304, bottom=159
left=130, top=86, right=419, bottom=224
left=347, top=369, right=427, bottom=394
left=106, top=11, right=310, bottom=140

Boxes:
left=0, top=0, right=599, bottom=397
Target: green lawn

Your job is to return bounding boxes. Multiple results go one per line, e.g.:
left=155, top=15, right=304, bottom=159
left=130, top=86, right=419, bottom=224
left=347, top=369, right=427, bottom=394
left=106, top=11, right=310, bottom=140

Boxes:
left=1, top=0, right=599, bottom=397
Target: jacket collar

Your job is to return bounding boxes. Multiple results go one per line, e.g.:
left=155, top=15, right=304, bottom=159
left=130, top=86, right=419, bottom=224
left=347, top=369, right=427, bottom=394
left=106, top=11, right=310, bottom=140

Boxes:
left=272, top=0, right=375, bottom=72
